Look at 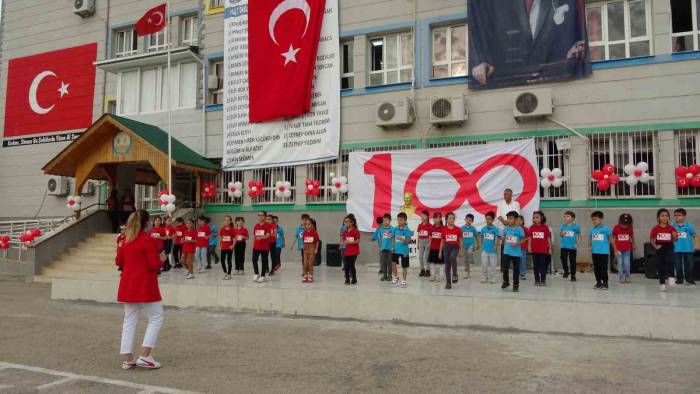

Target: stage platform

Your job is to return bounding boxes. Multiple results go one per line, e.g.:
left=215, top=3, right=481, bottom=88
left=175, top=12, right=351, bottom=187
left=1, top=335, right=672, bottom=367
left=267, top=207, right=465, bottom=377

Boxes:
left=51, top=265, right=700, bottom=341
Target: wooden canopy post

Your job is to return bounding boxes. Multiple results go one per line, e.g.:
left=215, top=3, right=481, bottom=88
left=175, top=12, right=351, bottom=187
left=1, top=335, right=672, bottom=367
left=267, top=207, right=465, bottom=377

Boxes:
left=195, top=172, right=201, bottom=208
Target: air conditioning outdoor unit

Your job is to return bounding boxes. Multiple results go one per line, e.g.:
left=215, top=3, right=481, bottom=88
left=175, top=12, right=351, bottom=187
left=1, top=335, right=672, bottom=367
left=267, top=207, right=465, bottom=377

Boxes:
left=375, top=98, right=415, bottom=128
left=430, top=95, right=468, bottom=126
left=81, top=180, right=96, bottom=195
left=47, top=176, right=70, bottom=196
left=207, top=75, right=219, bottom=91
left=73, top=0, right=96, bottom=18
left=513, top=89, right=553, bottom=121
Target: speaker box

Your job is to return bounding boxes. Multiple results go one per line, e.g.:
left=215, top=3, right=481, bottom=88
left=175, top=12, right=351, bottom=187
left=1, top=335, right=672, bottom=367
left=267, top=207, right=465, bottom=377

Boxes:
left=325, top=243, right=342, bottom=267
left=314, top=240, right=323, bottom=266
left=644, top=242, right=658, bottom=279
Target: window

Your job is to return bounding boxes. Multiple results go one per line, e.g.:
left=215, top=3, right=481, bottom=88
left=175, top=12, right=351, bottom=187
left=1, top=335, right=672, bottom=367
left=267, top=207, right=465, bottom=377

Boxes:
left=117, top=62, right=198, bottom=115
left=182, top=15, right=198, bottom=46
left=428, top=140, right=487, bottom=149
left=369, top=33, right=413, bottom=86
left=589, top=131, right=657, bottom=197
left=211, top=61, right=224, bottom=105
left=216, top=171, right=244, bottom=204
left=148, top=30, right=167, bottom=52
left=671, top=0, right=700, bottom=52
left=114, top=29, right=138, bottom=57
left=209, top=0, right=224, bottom=7
left=503, top=137, right=571, bottom=199
left=431, top=24, right=467, bottom=78
left=675, top=129, right=700, bottom=196
left=586, top=0, right=651, bottom=61
left=250, top=166, right=296, bottom=203
left=340, top=42, right=354, bottom=89
left=306, top=150, right=352, bottom=203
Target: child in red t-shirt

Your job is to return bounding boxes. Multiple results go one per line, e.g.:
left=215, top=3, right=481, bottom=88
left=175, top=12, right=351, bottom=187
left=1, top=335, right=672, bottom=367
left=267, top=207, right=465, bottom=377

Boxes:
left=650, top=209, right=678, bottom=292
left=612, top=213, right=634, bottom=283
left=416, top=210, right=432, bottom=277
left=429, top=212, right=444, bottom=282
left=149, top=217, right=166, bottom=267
left=232, top=217, right=249, bottom=275
left=162, top=216, right=175, bottom=272
left=528, top=211, right=552, bottom=286
left=302, top=218, right=320, bottom=283
left=195, top=216, right=211, bottom=273
left=219, top=215, right=236, bottom=280
left=181, top=219, right=197, bottom=279
left=340, top=215, right=361, bottom=285
left=172, top=217, right=186, bottom=268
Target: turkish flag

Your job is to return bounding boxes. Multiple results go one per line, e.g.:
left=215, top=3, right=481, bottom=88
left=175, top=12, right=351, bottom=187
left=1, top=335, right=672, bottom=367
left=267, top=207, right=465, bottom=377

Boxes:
left=135, top=3, right=167, bottom=37
left=248, top=0, right=327, bottom=123
left=3, top=43, right=97, bottom=138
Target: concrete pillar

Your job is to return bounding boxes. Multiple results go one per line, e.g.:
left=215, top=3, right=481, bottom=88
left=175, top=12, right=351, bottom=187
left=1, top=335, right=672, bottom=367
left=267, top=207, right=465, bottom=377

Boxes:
left=295, top=165, right=307, bottom=206
left=652, top=0, right=672, bottom=55
left=353, top=35, right=367, bottom=89
left=568, top=136, right=590, bottom=201
left=658, top=131, right=677, bottom=199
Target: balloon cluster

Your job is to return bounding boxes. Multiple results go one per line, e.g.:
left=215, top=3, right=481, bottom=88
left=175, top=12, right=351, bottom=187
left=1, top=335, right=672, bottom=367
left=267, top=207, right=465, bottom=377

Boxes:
left=675, top=164, right=700, bottom=188
left=275, top=181, right=292, bottom=198
left=331, top=176, right=348, bottom=194
left=158, top=191, right=177, bottom=213
left=305, top=179, right=321, bottom=196
left=0, top=235, right=9, bottom=250
left=19, top=228, right=41, bottom=245
left=201, top=183, right=217, bottom=200
left=228, top=181, right=243, bottom=199
left=539, top=168, right=563, bottom=188
left=623, top=162, right=650, bottom=186
left=591, top=164, right=620, bottom=192
left=248, top=180, right=264, bottom=198
left=66, top=195, right=81, bottom=211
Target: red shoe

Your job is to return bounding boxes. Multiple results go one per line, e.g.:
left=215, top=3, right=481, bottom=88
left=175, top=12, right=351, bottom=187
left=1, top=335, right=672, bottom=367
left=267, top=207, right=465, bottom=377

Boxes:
left=308, top=276, right=314, bottom=283
left=302, top=276, right=308, bottom=283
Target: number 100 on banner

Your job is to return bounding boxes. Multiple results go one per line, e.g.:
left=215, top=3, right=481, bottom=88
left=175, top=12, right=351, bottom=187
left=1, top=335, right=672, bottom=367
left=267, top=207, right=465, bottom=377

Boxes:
left=346, top=139, right=541, bottom=232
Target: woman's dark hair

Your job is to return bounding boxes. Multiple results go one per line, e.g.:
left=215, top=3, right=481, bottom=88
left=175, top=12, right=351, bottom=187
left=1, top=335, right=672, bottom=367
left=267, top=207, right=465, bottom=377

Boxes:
left=308, top=218, right=317, bottom=229
left=656, top=208, right=670, bottom=220
left=345, top=215, right=357, bottom=228
left=533, top=210, right=546, bottom=224
left=618, top=213, right=633, bottom=225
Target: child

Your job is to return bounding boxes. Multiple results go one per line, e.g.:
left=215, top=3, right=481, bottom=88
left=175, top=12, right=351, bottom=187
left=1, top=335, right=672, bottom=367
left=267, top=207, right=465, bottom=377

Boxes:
left=428, top=212, right=445, bottom=282
left=673, top=208, right=697, bottom=285
left=291, top=214, right=310, bottom=266
left=590, top=211, right=614, bottom=290
left=265, top=215, right=277, bottom=275
left=650, top=208, right=678, bottom=292
left=372, top=216, right=386, bottom=275
left=479, top=211, right=501, bottom=284
left=116, top=225, right=126, bottom=274
left=172, top=217, right=186, bottom=269
left=529, top=211, right=552, bottom=286
left=502, top=211, right=526, bottom=292
left=252, top=211, right=272, bottom=283
left=372, top=213, right=394, bottom=282
left=219, top=215, right=236, bottom=280
left=516, top=215, right=530, bottom=280
left=195, top=216, right=211, bottom=273
left=272, top=216, right=285, bottom=273
left=559, top=211, right=581, bottom=281
left=206, top=217, right=220, bottom=269
left=340, top=215, right=360, bottom=285
left=440, top=212, right=463, bottom=289
left=233, top=217, right=249, bottom=275
left=162, top=216, right=175, bottom=272
left=612, top=213, right=634, bottom=283
left=417, top=210, right=432, bottom=277
left=302, top=218, right=320, bottom=283
left=149, top=217, right=165, bottom=254
left=392, top=212, right=414, bottom=287
left=460, top=214, right=478, bottom=279
left=182, top=219, right=197, bottom=279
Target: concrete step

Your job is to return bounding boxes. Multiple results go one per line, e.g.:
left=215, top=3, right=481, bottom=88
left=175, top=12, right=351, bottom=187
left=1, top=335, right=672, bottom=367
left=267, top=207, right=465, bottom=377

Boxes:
left=36, top=233, right=121, bottom=282
left=64, top=251, right=116, bottom=260
left=69, top=246, right=116, bottom=254
left=41, top=266, right=116, bottom=276
left=52, top=258, right=115, bottom=266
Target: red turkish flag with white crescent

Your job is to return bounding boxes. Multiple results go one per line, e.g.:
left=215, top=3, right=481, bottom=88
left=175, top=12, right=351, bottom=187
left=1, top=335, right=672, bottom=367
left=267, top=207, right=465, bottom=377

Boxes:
left=3, top=43, right=97, bottom=138
left=135, top=3, right=167, bottom=37
left=248, top=0, right=327, bottom=123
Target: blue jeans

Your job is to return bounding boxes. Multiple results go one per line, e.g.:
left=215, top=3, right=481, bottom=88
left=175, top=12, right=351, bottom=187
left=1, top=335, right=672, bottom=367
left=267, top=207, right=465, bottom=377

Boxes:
left=617, top=251, right=631, bottom=279
left=195, top=247, right=207, bottom=268
left=675, top=252, right=695, bottom=284
left=520, top=253, right=528, bottom=276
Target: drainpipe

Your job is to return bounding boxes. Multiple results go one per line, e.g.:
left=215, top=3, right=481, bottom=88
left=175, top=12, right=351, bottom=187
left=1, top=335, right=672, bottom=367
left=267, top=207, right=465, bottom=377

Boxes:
left=198, top=3, right=207, bottom=158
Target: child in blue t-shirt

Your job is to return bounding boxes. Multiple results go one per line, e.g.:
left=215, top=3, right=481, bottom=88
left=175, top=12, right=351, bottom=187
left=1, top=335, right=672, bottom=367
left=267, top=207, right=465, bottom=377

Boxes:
left=291, top=214, right=310, bottom=265
left=479, top=211, right=501, bottom=284
left=502, top=211, right=526, bottom=292
left=372, top=213, right=394, bottom=282
left=560, top=210, right=581, bottom=281
left=589, top=211, right=614, bottom=290
left=392, top=212, right=414, bottom=287
left=673, top=208, right=697, bottom=285
left=461, top=213, right=478, bottom=279
left=205, top=217, right=220, bottom=268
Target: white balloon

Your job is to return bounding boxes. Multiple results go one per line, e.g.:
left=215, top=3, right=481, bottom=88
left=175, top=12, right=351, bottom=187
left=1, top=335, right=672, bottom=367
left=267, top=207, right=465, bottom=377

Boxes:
left=234, top=182, right=242, bottom=189
left=283, top=189, right=292, bottom=198
left=164, top=203, right=176, bottom=212
left=626, top=176, right=639, bottom=186
left=639, top=173, right=651, bottom=183
left=339, top=176, right=348, bottom=184
left=73, top=196, right=81, bottom=204
left=623, top=164, right=636, bottom=175
left=227, top=181, right=234, bottom=189
left=331, top=187, right=339, bottom=194
left=540, top=168, right=551, bottom=178
left=284, top=181, right=291, bottom=189
left=552, top=178, right=563, bottom=188
left=159, top=194, right=168, bottom=203
left=275, top=181, right=282, bottom=188
left=331, top=177, right=338, bottom=185
left=551, top=168, right=562, bottom=178
left=307, top=184, right=314, bottom=190
left=251, top=186, right=258, bottom=192
left=540, top=179, right=552, bottom=188
left=166, top=194, right=176, bottom=203
left=637, top=161, right=649, bottom=172
left=339, top=185, right=348, bottom=193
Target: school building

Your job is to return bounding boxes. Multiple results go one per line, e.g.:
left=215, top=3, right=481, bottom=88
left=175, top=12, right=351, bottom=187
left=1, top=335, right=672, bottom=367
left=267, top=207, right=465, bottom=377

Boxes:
left=1, top=0, right=700, bottom=264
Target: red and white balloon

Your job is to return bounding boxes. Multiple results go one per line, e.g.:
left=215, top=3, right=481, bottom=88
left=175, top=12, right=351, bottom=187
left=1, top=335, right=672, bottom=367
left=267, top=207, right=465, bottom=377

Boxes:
left=66, top=195, right=81, bottom=211
left=623, top=162, right=650, bottom=186
left=305, top=179, right=321, bottom=196
left=274, top=181, right=292, bottom=198
left=675, top=164, right=700, bottom=188
left=591, top=163, right=620, bottom=192
left=228, top=181, right=243, bottom=199
left=331, top=176, right=348, bottom=194
left=0, top=234, right=10, bottom=250
left=19, top=229, right=39, bottom=245
left=159, top=192, right=176, bottom=213
left=539, top=168, right=563, bottom=189
left=248, top=180, right=264, bottom=198
left=201, top=183, right=217, bottom=200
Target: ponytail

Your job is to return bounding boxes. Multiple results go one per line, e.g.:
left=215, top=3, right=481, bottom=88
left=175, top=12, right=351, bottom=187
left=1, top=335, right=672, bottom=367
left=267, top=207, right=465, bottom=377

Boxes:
left=124, top=209, right=150, bottom=242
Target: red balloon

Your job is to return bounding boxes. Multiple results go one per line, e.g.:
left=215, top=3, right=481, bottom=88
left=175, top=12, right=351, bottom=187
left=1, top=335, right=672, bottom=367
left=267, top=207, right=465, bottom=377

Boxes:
left=691, top=176, right=700, bottom=188
left=592, top=170, right=604, bottom=181
left=0, top=235, right=10, bottom=243
left=690, top=164, right=700, bottom=175
left=597, top=179, right=610, bottom=191
left=608, top=174, right=620, bottom=184
left=602, top=164, right=616, bottom=176
left=677, top=177, right=690, bottom=188
left=31, top=228, right=41, bottom=237
left=0, top=242, right=8, bottom=250
left=675, top=166, right=689, bottom=178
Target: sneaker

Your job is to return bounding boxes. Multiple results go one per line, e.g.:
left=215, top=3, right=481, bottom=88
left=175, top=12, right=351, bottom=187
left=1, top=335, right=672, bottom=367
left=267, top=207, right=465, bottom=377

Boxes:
left=351, top=278, right=357, bottom=285
left=378, top=270, right=384, bottom=274
left=594, top=284, right=601, bottom=290
left=274, top=264, right=281, bottom=272
left=660, top=284, right=667, bottom=292
left=173, top=264, right=183, bottom=269
left=253, top=274, right=260, bottom=282
left=308, top=276, right=314, bottom=283
left=570, top=276, right=577, bottom=282
left=224, top=274, right=232, bottom=280
left=520, top=275, right=526, bottom=280
left=464, top=272, right=470, bottom=279
left=344, top=279, right=350, bottom=285
left=452, top=274, right=458, bottom=282
left=185, top=273, right=194, bottom=279
left=535, top=281, right=540, bottom=286
left=512, top=286, right=519, bottom=292
left=563, top=273, right=569, bottom=279
left=445, top=282, right=452, bottom=289
left=438, top=276, right=445, bottom=283
left=480, top=278, right=487, bottom=283
left=136, top=356, right=161, bottom=369
left=602, top=284, right=608, bottom=290
left=122, top=361, right=136, bottom=370
left=401, top=280, right=407, bottom=288
left=501, top=282, right=509, bottom=289
left=256, top=276, right=266, bottom=283
left=489, top=279, right=497, bottom=284
left=686, top=281, right=696, bottom=286
left=302, top=276, right=308, bottom=283
left=541, top=281, right=547, bottom=287
left=269, top=271, right=275, bottom=276
left=419, top=270, right=425, bottom=277
left=426, top=270, right=431, bottom=277
left=430, top=276, right=436, bottom=282
left=392, top=277, right=399, bottom=285
left=196, top=267, right=205, bottom=273
left=206, top=265, right=212, bottom=270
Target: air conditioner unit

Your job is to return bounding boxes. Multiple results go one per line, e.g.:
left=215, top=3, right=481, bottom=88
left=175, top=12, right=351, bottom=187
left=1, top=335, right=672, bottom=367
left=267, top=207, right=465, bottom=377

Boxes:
left=81, top=180, right=96, bottom=195
left=47, top=176, right=70, bottom=196
left=513, top=89, right=553, bottom=121
left=375, top=98, right=415, bottom=128
left=73, top=0, right=96, bottom=18
left=207, top=75, right=219, bottom=91
left=430, top=95, right=468, bottom=126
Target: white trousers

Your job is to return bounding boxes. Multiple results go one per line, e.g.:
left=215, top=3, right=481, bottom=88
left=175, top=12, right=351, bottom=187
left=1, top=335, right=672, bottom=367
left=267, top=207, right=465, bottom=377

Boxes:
left=120, top=302, right=164, bottom=355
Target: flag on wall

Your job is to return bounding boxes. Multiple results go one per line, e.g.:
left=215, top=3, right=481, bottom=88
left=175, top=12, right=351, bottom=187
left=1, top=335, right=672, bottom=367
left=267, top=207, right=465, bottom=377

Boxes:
left=247, top=0, right=327, bottom=123
left=135, top=3, right=167, bottom=37
left=3, top=43, right=97, bottom=139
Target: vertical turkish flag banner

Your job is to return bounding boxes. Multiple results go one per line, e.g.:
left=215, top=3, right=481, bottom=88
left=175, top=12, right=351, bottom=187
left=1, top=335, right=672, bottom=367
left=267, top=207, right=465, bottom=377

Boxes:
left=3, top=43, right=97, bottom=138
left=248, top=0, right=327, bottom=123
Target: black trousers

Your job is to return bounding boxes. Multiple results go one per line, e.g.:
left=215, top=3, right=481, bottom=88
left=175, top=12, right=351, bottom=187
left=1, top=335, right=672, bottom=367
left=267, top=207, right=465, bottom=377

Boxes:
left=344, top=254, right=358, bottom=281
left=221, top=249, right=233, bottom=274
left=532, top=253, right=547, bottom=283
left=592, top=253, right=609, bottom=286
left=234, top=242, right=246, bottom=271
left=502, top=254, right=520, bottom=287
left=560, top=248, right=577, bottom=276
left=172, top=244, right=182, bottom=265
left=252, top=249, right=269, bottom=276
left=207, top=245, right=219, bottom=265
left=109, top=210, right=120, bottom=233
left=271, top=247, right=281, bottom=268
left=656, top=244, right=674, bottom=285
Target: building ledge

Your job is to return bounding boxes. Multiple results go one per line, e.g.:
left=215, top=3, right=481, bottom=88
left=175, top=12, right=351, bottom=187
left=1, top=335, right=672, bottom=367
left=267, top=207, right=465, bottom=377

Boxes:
left=95, top=46, right=199, bottom=73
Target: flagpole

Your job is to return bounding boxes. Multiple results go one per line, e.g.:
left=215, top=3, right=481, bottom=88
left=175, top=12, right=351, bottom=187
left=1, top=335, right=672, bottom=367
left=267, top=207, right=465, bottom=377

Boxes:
left=166, top=0, right=173, bottom=197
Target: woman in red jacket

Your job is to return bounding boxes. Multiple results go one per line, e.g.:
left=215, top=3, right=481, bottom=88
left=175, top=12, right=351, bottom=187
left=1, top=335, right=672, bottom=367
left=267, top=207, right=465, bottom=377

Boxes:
left=116, top=209, right=166, bottom=370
